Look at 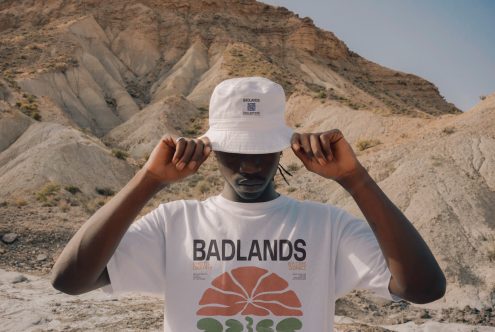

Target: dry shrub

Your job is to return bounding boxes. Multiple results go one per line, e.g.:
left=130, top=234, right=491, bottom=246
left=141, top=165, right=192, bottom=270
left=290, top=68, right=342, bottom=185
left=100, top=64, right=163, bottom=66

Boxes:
left=356, top=139, right=382, bottom=151
left=36, top=182, right=61, bottom=206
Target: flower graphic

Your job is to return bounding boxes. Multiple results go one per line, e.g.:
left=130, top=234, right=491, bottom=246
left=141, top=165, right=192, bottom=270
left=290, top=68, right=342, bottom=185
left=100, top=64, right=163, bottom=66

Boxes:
left=197, top=266, right=303, bottom=316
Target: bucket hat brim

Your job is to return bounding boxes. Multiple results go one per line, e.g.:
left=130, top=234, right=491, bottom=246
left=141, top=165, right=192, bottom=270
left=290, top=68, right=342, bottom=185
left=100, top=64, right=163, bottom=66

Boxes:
left=200, top=125, right=294, bottom=154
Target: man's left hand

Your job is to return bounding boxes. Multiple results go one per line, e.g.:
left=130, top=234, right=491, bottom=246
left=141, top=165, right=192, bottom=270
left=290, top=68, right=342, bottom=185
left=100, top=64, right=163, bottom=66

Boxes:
left=291, top=129, right=363, bottom=183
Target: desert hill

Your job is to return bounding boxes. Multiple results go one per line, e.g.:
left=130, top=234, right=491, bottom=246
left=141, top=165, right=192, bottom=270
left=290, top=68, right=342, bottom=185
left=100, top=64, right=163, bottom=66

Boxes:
left=0, top=0, right=494, bottom=330
left=1, top=0, right=459, bottom=137
left=282, top=92, right=495, bottom=309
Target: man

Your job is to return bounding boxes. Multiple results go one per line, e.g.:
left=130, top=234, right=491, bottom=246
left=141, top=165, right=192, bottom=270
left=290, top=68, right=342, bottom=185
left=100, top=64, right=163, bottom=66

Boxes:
left=51, top=77, right=445, bottom=331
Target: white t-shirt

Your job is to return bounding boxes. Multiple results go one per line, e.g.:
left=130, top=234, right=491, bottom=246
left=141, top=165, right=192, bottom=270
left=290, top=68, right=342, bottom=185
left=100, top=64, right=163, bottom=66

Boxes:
left=100, top=194, right=400, bottom=331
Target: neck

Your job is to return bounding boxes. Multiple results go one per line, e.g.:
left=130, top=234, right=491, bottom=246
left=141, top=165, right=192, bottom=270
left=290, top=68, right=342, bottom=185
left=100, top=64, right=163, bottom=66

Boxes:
left=221, top=181, right=280, bottom=203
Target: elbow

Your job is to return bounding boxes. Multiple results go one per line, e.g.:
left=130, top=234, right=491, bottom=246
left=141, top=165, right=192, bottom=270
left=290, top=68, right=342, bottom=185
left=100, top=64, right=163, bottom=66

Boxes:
left=405, top=273, right=447, bottom=304
left=50, top=268, right=83, bottom=296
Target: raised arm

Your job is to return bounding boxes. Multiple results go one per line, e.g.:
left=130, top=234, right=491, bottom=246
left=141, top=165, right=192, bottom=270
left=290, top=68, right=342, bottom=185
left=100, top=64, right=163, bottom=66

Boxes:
left=291, top=130, right=446, bottom=304
left=50, top=135, right=211, bottom=295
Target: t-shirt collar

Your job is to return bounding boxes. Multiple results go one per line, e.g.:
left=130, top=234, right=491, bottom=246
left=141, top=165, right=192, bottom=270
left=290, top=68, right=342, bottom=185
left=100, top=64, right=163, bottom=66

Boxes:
left=211, top=193, right=290, bottom=215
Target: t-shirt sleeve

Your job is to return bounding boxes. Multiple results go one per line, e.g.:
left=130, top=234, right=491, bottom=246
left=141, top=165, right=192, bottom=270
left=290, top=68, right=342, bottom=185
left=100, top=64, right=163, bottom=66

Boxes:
left=99, top=204, right=166, bottom=297
left=333, top=208, right=402, bottom=302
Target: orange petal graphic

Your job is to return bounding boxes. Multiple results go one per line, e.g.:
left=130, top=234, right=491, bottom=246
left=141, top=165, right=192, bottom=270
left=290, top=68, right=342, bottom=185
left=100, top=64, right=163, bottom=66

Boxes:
left=252, top=273, right=289, bottom=297
left=197, top=266, right=304, bottom=317
left=199, top=288, right=246, bottom=306
left=196, top=302, right=246, bottom=316
left=231, top=266, right=268, bottom=297
left=254, top=290, right=302, bottom=308
left=253, top=301, right=303, bottom=316
left=241, top=303, right=270, bottom=316
left=211, top=272, right=246, bottom=297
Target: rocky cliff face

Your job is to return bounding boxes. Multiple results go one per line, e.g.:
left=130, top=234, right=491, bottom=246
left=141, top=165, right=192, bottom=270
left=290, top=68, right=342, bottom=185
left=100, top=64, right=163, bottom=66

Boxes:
left=0, top=0, right=493, bottom=318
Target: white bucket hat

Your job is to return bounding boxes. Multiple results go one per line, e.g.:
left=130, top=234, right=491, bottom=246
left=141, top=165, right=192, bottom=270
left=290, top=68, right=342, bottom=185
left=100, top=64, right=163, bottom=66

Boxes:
left=200, top=77, right=294, bottom=154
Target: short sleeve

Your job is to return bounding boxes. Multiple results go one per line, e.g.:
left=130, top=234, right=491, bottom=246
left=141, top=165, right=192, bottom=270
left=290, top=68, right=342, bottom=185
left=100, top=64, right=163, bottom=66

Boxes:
left=100, top=204, right=166, bottom=298
left=334, top=208, right=402, bottom=302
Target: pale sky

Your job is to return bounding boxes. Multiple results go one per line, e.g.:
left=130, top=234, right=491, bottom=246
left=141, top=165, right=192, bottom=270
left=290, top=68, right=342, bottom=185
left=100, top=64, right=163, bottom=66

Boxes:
left=261, top=0, right=495, bottom=111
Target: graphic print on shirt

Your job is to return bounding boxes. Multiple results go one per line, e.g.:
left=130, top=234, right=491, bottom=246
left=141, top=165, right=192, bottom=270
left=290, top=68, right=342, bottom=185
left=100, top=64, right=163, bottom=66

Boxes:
left=196, top=266, right=303, bottom=331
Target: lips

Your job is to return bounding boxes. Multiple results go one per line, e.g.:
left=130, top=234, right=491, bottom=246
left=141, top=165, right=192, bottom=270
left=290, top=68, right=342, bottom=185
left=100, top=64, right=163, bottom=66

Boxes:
left=237, top=178, right=264, bottom=186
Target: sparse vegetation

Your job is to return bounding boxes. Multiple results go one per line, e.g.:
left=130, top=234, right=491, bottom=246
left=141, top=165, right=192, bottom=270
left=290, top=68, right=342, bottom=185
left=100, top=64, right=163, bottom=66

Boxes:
left=15, top=94, right=41, bottom=121
left=187, top=173, right=204, bottom=188
left=184, top=128, right=199, bottom=136
left=197, top=180, right=210, bottom=194
left=105, top=95, right=117, bottom=109
left=480, top=95, right=486, bottom=101
left=95, top=187, right=115, bottom=196
left=223, top=43, right=295, bottom=95
left=112, top=149, right=128, bottom=160
left=183, top=117, right=205, bottom=137
left=59, top=200, right=70, bottom=212
left=3, top=70, right=20, bottom=90
left=355, top=139, right=382, bottom=151
left=287, top=163, right=300, bottom=172
left=431, top=155, right=443, bottom=167
left=442, top=126, right=456, bottom=135
left=36, top=182, right=61, bottom=206
left=488, top=244, right=495, bottom=262
left=14, top=197, right=28, bottom=207
left=287, top=187, right=296, bottom=193
left=64, top=185, right=81, bottom=195
left=316, top=91, right=327, bottom=99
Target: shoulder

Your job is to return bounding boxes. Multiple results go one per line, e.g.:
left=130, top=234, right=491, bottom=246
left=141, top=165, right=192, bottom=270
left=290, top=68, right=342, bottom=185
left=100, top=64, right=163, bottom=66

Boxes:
left=286, top=196, right=350, bottom=227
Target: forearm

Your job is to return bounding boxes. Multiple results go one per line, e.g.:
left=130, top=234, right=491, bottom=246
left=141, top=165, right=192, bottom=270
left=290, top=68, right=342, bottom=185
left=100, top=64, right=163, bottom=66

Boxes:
left=50, top=168, right=165, bottom=294
left=338, top=165, right=445, bottom=303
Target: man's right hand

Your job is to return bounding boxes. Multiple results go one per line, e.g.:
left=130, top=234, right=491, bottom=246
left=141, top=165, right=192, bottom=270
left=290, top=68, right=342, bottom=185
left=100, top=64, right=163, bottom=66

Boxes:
left=142, top=134, right=212, bottom=186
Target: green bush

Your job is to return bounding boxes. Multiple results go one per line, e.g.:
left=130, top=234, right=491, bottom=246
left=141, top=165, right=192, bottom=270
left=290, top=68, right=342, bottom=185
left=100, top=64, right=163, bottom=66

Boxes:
left=36, top=183, right=60, bottom=200
left=95, top=187, right=115, bottom=196
left=32, top=112, right=41, bottom=121
left=36, top=183, right=61, bottom=206
left=316, top=91, right=327, bottom=99
left=65, top=185, right=81, bottom=195
left=112, top=149, right=128, bottom=160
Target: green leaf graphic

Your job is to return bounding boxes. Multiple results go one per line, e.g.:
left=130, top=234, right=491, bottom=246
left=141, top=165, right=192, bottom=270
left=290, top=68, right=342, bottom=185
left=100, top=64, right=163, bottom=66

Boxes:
left=197, top=318, right=223, bottom=332
left=225, top=319, right=243, bottom=332
left=245, top=316, right=254, bottom=332
left=276, top=318, right=302, bottom=332
left=256, top=319, right=275, bottom=332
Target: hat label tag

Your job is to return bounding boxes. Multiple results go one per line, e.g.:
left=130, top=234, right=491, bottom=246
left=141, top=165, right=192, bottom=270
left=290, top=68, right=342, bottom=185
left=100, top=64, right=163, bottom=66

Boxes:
left=242, top=98, right=261, bottom=116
